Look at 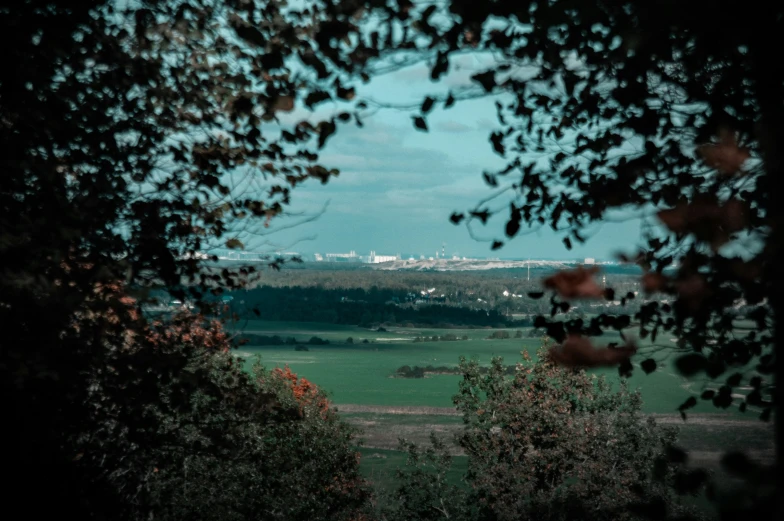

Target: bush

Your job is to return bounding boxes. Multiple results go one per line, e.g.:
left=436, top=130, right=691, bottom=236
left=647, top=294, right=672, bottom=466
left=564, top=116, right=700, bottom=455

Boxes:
left=60, top=308, right=372, bottom=521
left=514, top=329, right=523, bottom=338
left=388, top=342, right=700, bottom=521
left=294, top=345, right=309, bottom=351
left=346, top=337, right=354, bottom=344
left=486, top=330, right=511, bottom=340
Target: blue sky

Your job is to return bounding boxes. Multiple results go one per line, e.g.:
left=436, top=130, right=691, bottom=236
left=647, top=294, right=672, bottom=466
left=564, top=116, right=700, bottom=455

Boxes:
left=266, top=55, right=643, bottom=260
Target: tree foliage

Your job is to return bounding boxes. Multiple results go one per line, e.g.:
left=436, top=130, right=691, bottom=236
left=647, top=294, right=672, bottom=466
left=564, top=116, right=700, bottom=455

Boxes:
left=360, top=0, right=780, bottom=417
left=1, top=0, right=374, bottom=518
left=388, top=344, right=700, bottom=521
left=350, top=3, right=781, bottom=514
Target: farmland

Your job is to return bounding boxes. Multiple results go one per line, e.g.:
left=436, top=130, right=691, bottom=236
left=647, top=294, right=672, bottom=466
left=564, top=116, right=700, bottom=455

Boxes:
left=236, top=319, right=774, bottom=494
left=236, top=320, right=755, bottom=415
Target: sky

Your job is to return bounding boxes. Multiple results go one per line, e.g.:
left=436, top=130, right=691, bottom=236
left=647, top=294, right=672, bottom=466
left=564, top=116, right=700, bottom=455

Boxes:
left=261, top=54, right=644, bottom=261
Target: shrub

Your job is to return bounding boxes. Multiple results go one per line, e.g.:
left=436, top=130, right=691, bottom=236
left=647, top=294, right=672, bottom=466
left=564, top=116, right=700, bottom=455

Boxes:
left=486, top=330, right=511, bottom=340
left=388, top=342, right=700, bottom=521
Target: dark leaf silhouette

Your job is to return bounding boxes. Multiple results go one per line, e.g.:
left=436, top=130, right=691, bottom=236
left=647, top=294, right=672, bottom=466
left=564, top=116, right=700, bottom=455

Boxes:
left=675, top=354, right=708, bottom=376
left=640, top=358, right=657, bottom=374
left=412, top=116, right=428, bottom=131
left=471, top=70, right=496, bottom=92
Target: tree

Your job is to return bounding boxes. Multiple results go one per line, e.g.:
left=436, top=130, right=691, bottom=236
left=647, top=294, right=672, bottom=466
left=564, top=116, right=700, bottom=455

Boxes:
left=388, top=344, right=700, bottom=521
left=351, top=1, right=779, bottom=516
left=27, top=286, right=372, bottom=521
left=2, top=0, right=373, bottom=518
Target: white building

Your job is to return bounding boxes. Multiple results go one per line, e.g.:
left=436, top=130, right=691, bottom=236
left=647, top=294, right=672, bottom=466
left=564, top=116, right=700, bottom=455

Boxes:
left=325, top=251, right=359, bottom=262
left=584, top=257, right=596, bottom=265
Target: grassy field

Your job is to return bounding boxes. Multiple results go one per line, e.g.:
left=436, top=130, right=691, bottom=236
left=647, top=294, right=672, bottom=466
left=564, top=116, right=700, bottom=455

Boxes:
left=236, top=320, right=758, bottom=416
left=235, top=319, right=773, bottom=506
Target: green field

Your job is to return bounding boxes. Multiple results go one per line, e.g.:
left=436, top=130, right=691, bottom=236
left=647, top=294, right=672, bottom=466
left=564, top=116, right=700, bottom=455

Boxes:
left=236, top=319, right=773, bottom=507
left=236, top=320, right=754, bottom=416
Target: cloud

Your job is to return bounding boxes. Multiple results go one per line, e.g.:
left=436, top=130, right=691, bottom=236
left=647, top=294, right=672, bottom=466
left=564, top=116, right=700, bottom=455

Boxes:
left=436, top=120, right=474, bottom=133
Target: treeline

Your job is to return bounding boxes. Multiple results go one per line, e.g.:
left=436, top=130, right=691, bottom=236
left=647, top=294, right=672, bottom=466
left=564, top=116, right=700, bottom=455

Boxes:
left=231, top=286, right=533, bottom=327
left=395, top=364, right=518, bottom=378
left=238, top=333, right=331, bottom=347
left=233, top=267, right=645, bottom=314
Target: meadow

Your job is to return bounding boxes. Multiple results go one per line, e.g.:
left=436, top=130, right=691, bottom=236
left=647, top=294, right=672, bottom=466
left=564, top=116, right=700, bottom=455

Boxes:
left=236, top=319, right=774, bottom=498
left=236, top=319, right=754, bottom=416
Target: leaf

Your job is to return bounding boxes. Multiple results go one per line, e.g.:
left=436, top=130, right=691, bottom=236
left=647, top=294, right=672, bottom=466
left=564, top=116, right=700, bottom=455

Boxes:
left=549, top=334, right=637, bottom=368
left=490, top=131, right=505, bottom=156
left=726, top=372, right=742, bottom=386
left=543, top=267, right=604, bottom=298
left=412, top=116, right=428, bottom=132
left=471, top=70, right=496, bottom=92
left=431, top=51, right=449, bottom=80
left=317, top=120, right=337, bottom=149
left=527, top=292, right=544, bottom=299
left=697, top=127, right=750, bottom=175
left=225, top=238, right=244, bottom=250
left=675, top=354, right=707, bottom=376
left=701, top=390, right=715, bottom=399
left=640, top=358, right=657, bottom=374
left=618, top=358, right=634, bottom=378
left=505, top=215, right=520, bottom=238
left=677, top=396, right=697, bottom=412
left=304, top=90, right=331, bottom=108
left=421, top=96, right=435, bottom=114
left=563, top=237, right=572, bottom=250
left=336, top=86, right=356, bottom=100
left=491, top=240, right=504, bottom=250
left=444, top=92, right=455, bottom=108
left=272, top=95, right=294, bottom=112
left=449, top=212, right=464, bottom=225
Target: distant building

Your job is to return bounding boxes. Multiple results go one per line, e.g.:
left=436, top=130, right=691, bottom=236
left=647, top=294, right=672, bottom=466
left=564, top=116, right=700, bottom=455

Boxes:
left=325, top=251, right=359, bottom=262
left=314, top=253, right=323, bottom=261
left=366, top=251, right=398, bottom=263
left=584, top=257, right=596, bottom=265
